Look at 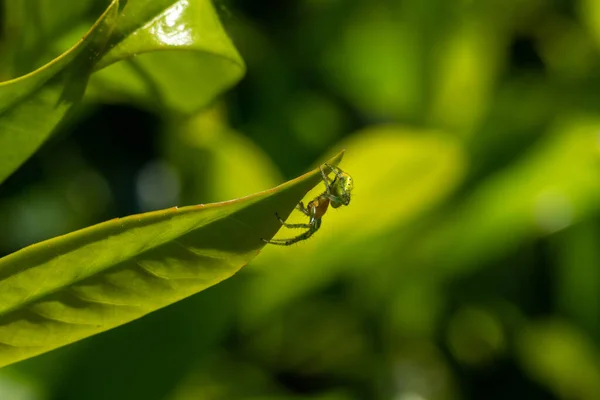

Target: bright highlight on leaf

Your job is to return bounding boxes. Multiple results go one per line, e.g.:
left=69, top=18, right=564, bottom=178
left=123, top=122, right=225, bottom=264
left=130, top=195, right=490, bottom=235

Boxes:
left=0, top=0, right=246, bottom=186
left=0, top=1, right=119, bottom=186
left=0, top=151, right=344, bottom=368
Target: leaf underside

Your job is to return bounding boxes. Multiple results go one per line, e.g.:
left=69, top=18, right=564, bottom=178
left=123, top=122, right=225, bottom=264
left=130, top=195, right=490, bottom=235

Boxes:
left=0, top=151, right=344, bottom=368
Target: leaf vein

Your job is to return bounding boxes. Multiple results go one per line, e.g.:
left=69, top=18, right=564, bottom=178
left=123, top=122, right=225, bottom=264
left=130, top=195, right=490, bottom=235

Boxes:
left=69, top=288, right=138, bottom=308
left=135, top=260, right=176, bottom=289
left=28, top=307, right=100, bottom=327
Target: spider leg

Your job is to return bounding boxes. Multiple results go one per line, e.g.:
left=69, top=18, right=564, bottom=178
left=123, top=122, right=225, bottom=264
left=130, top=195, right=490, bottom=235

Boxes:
left=295, top=202, right=310, bottom=216
left=262, top=237, right=300, bottom=245
left=275, top=212, right=311, bottom=229
left=262, top=219, right=321, bottom=246
left=320, top=164, right=333, bottom=194
left=262, top=228, right=315, bottom=246
left=325, top=193, right=343, bottom=204
left=324, top=163, right=343, bottom=180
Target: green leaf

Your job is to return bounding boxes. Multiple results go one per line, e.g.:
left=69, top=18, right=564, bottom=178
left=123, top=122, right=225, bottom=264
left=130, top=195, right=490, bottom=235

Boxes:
left=47, top=278, right=243, bottom=400
left=88, top=0, right=246, bottom=112
left=321, top=3, right=424, bottom=118
left=410, top=115, right=600, bottom=276
left=555, top=221, right=600, bottom=337
left=580, top=0, right=600, bottom=50
left=0, top=0, right=119, bottom=185
left=0, top=1, right=95, bottom=77
left=243, top=125, right=466, bottom=322
left=165, top=104, right=283, bottom=205
left=0, top=151, right=344, bottom=368
left=0, top=0, right=245, bottom=186
left=518, top=319, right=600, bottom=399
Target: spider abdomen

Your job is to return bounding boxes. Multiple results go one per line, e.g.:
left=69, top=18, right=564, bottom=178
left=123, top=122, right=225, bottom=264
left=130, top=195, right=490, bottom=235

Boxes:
left=309, top=196, right=330, bottom=220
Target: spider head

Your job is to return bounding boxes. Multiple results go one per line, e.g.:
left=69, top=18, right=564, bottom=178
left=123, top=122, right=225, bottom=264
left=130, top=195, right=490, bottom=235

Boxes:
left=331, top=172, right=354, bottom=207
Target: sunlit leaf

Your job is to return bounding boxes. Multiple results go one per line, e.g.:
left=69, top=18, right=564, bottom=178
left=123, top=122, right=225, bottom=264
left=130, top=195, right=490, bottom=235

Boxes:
left=165, top=104, right=282, bottom=204
left=580, top=0, right=600, bottom=50
left=47, top=278, right=242, bottom=400
left=0, top=0, right=245, bottom=186
left=0, top=151, right=343, bottom=368
left=243, top=126, right=466, bottom=322
left=321, top=3, right=423, bottom=118
left=89, top=0, right=245, bottom=113
left=518, top=319, right=600, bottom=399
left=0, top=1, right=118, bottom=185
left=429, top=20, right=502, bottom=135
left=410, top=115, right=600, bottom=275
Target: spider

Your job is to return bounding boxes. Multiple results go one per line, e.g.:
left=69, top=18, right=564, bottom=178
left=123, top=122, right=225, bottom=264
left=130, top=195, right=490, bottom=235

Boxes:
left=262, top=163, right=354, bottom=246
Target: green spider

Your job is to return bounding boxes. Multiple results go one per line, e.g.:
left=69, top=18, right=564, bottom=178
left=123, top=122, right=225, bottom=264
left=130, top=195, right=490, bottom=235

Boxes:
left=262, top=163, right=354, bottom=246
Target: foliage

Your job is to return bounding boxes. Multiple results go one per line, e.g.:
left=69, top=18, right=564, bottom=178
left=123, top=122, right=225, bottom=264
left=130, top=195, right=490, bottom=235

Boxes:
left=0, top=0, right=600, bottom=399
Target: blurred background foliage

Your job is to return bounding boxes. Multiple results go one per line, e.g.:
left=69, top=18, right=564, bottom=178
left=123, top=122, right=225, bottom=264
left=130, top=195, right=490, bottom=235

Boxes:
left=1, top=0, right=600, bottom=399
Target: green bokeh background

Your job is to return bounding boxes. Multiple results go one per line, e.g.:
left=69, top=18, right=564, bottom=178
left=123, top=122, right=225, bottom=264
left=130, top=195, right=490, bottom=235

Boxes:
left=1, top=0, right=600, bottom=399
